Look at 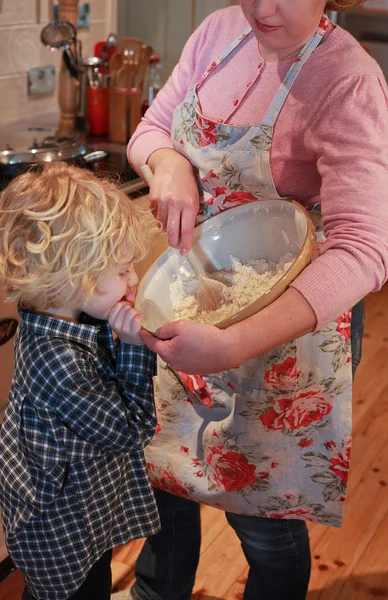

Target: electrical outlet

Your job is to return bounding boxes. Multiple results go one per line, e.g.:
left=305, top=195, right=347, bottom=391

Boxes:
left=27, top=66, right=56, bottom=96
left=53, top=2, right=90, bottom=29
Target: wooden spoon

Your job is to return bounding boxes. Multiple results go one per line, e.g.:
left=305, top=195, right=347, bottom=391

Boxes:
left=141, top=165, right=232, bottom=312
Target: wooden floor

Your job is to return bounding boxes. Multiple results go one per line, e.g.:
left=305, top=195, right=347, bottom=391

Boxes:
left=1, top=283, right=387, bottom=600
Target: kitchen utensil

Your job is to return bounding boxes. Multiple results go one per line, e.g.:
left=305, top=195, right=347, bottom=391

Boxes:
left=41, top=20, right=78, bottom=76
left=133, top=44, right=153, bottom=91
left=109, top=51, right=124, bottom=87
left=99, top=33, right=120, bottom=63
left=135, top=198, right=316, bottom=333
left=121, top=37, right=143, bottom=62
left=63, top=48, right=78, bottom=79
left=140, top=165, right=232, bottom=312
left=0, top=136, right=109, bottom=178
left=81, top=56, right=105, bottom=88
left=115, top=49, right=136, bottom=89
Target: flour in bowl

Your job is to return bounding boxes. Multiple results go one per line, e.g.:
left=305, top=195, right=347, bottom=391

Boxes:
left=170, top=252, right=296, bottom=324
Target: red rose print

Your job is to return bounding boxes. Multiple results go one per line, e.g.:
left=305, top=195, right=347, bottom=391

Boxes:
left=194, top=114, right=218, bottom=147
left=225, top=190, right=257, bottom=204
left=267, top=507, right=311, bottom=519
left=319, top=16, right=329, bottom=31
left=212, top=186, right=228, bottom=196
left=206, top=446, right=256, bottom=492
left=336, top=312, right=351, bottom=341
left=298, top=437, right=314, bottom=448
left=180, top=446, right=189, bottom=454
left=329, top=453, right=349, bottom=483
left=260, top=386, right=333, bottom=432
left=179, top=372, right=213, bottom=407
left=154, top=469, right=192, bottom=499
left=271, top=462, right=279, bottom=469
left=146, top=462, right=155, bottom=471
left=329, top=438, right=351, bottom=483
left=324, top=440, right=337, bottom=450
left=208, top=169, right=219, bottom=179
left=264, top=356, right=300, bottom=391
left=155, top=423, right=162, bottom=435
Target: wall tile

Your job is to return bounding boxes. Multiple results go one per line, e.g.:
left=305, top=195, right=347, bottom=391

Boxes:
left=89, top=0, right=107, bottom=21
left=0, top=25, right=61, bottom=77
left=0, top=0, right=38, bottom=26
left=0, top=73, right=59, bottom=128
left=0, top=0, right=110, bottom=127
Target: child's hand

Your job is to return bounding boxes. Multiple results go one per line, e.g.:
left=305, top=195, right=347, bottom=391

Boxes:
left=108, top=301, right=143, bottom=345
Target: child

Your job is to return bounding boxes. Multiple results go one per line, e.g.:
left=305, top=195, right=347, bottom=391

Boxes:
left=0, top=162, right=160, bottom=600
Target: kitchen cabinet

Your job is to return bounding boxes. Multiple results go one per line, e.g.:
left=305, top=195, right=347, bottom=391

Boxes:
left=337, top=10, right=388, bottom=79
left=117, top=0, right=239, bottom=78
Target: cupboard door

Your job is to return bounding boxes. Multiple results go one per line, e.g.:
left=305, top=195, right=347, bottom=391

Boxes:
left=117, top=0, right=239, bottom=77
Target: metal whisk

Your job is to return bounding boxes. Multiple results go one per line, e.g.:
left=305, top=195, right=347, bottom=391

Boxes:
left=41, top=20, right=78, bottom=78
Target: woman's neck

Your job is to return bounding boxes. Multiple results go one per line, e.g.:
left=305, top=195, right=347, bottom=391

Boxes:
left=259, top=22, right=334, bottom=62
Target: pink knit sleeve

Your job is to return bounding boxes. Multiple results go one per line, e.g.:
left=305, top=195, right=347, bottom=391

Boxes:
left=127, top=15, right=216, bottom=173
left=291, top=74, right=388, bottom=327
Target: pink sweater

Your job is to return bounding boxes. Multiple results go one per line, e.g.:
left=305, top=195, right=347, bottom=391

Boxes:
left=128, top=6, right=388, bottom=327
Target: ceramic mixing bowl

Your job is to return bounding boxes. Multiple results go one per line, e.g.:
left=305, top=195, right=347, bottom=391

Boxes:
left=135, top=199, right=316, bottom=333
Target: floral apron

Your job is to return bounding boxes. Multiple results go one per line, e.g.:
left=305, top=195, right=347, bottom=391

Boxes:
left=146, top=15, right=352, bottom=527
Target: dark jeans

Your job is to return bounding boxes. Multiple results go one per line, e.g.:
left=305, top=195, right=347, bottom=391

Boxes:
left=131, top=489, right=311, bottom=600
left=131, top=301, right=365, bottom=600
left=351, top=299, right=364, bottom=377
left=21, top=549, right=112, bottom=600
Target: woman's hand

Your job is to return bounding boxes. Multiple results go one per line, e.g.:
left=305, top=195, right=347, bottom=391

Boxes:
left=148, top=149, right=200, bottom=254
left=140, top=320, right=240, bottom=374
left=108, top=302, right=143, bottom=346
left=139, top=288, right=317, bottom=373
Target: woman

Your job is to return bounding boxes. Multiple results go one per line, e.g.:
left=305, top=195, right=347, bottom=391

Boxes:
left=127, top=1, right=388, bottom=598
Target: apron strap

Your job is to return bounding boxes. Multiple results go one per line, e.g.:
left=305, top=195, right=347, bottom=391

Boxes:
left=261, top=14, right=331, bottom=128
left=197, top=27, right=253, bottom=89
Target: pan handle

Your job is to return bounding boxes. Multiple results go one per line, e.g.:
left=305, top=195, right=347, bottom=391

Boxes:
left=82, top=150, right=110, bottom=163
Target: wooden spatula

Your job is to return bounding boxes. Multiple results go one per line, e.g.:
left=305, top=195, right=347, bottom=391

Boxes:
left=141, top=165, right=232, bottom=312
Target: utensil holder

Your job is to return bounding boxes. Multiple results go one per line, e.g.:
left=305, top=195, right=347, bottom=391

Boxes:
left=108, top=88, right=142, bottom=144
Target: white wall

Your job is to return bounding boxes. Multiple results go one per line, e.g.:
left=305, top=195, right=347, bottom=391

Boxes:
left=0, top=0, right=114, bottom=128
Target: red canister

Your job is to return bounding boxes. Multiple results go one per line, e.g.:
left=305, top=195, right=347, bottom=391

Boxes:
left=87, top=87, right=109, bottom=136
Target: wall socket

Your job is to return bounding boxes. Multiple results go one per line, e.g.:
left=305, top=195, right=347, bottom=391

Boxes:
left=53, top=2, right=90, bottom=29
left=27, top=66, right=56, bottom=97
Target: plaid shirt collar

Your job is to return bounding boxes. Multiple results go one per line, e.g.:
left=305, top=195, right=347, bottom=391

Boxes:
left=18, top=306, right=106, bottom=350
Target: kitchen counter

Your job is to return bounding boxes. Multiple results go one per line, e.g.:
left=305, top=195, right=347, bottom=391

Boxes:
left=0, top=113, right=148, bottom=197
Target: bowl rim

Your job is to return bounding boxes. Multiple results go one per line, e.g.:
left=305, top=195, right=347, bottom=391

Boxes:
left=136, top=198, right=316, bottom=333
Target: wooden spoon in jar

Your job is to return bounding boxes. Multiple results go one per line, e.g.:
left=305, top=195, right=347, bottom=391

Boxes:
left=141, top=165, right=232, bottom=312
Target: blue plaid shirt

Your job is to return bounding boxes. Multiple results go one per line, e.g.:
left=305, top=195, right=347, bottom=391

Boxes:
left=0, top=308, right=160, bottom=600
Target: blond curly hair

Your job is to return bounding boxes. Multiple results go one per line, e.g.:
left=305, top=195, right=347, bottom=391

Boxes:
left=326, top=0, right=366, bottom=11
left=0, top=162, right=159, bottom=311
